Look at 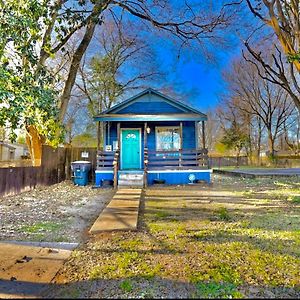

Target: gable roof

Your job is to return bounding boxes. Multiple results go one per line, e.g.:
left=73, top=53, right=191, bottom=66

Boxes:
left=102, top=88, right=207, bottom=117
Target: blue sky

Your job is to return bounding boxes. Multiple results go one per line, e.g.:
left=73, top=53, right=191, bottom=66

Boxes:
left=88, top=0, right=248, bottom=114
left=151, top=39, right=242, bottom=113
left=165, top=59, right=228, bottom=112
left=119, top=1, right=245, bottom=114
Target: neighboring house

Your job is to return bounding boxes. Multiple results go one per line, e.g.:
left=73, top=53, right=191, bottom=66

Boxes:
left=259, top=150, right=279, bottom=157
left=94, top=88, right=211, bottom=187
left=0, top=141, right=29, bottom=161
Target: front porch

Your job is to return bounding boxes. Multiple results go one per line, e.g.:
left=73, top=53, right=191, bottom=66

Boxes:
left=95, top=148, right=210, bottom=188
left=95, top=131, right=210, bottom=188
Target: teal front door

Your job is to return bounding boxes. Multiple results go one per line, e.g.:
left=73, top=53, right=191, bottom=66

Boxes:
left=121, top=129, right=141, bottom=169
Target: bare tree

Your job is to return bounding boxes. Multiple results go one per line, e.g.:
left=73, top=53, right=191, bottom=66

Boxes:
left=205, top=110, right=225, bottom=153
left=77, top=20, right=161, bottom=116
left=246, top=0, right=300, bottom=73
left=59, top=18, right=163, bottom=145
left=4, top=0, right=242, bottom=163
left=243, top=38, right=300, bottom=111
left=42, top=0, right=241, bottom=122
left=223, top=56, right=295, bottom=158
left=215, top=98, right=250, bottom=166
left=283, top=111, right=300, bottom=154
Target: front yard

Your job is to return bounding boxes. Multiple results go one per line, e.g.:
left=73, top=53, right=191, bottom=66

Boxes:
left=0, top=181, right=114, bottom=243
left=46, top=175, right=300, bottom=298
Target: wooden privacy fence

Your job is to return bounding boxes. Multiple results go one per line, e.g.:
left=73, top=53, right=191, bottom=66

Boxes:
left=264, top=156, right=300, bottom=168
left=209, top=155, right=300, bottom=168
left=0, top=145, right=98, bottom=198
left=209, top=156, right=248, bottom=168
left=0, top=146, right=66, bottom=197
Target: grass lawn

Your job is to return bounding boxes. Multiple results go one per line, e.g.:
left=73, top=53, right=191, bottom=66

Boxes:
left=49, top=175, right=300, bottom=299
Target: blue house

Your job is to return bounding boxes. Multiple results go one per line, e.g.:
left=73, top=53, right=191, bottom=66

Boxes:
left=94, top=88, right=211, bottom=188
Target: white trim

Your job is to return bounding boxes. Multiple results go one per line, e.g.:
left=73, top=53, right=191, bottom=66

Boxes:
left=147, top=169, right=213, bottom=173
left=120, top=128, right=142, bottom=170
left=95, top=170, right=114, bottom=173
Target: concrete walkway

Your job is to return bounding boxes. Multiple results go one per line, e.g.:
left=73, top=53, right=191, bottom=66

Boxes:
left=89, top=188, right=142, bottom=233
left=0, top=242, right=72, bottom=298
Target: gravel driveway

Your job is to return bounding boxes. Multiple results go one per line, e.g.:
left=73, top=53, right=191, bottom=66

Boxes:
left=0, top=181, right=115, bottom=243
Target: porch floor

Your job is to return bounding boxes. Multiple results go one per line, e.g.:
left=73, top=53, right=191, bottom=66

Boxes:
left=89, top=188, right=142, bottom=233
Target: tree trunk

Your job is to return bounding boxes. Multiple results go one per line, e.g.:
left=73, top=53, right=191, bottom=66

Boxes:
left=247, top=123, right=253, bottom=165
left=58, top=3, right=105, bottom=122
left=297, top=118, right=300, bottom=154
left=25, top=125, right=45, bottom=166
left=257, top=120, right=262, bottom=166
left=236, top=148, right=241, bottom=168
left=267, top=132, right=276, bottom=166
left=268, top=134, right=275, bottom=157
left=284, top=117, right=300, bottom=155
left=262, top=2, right=300, bottom=74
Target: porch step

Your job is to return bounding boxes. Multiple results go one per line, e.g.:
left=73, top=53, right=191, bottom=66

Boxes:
left=119, top=174, right=143, bottom=180
left=118, top=172, right=144, bottom=187
left=118, top=180, right=143, bottom=187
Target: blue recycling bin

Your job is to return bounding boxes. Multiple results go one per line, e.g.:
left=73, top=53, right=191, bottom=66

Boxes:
left=71, top=161, right=92, bottom=186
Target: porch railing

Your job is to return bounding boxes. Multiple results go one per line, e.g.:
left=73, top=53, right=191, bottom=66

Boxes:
left=144, top=147, right=148, bottom=188
left=97, top=150, right=116, bottom=170
left=113, top=150, right=119, bottom=189
left=147, top=148, right=209, bottom=170
left=97, top=150, right=119, bottom=189
left=97, top=148, right=209, bottom=186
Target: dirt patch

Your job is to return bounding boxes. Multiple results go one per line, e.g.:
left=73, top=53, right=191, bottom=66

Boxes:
left=0, top=181, right=115, bottom=243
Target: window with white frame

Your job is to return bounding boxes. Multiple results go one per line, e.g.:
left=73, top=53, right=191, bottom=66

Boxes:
left=156, top=127, right=181, bottom=151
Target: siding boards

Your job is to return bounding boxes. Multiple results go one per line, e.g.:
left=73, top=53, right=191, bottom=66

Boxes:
left=104, top=121, right=196, bottom=151
left=103, top=92, right=198, bottom=152
left=183, top=121, right=196, bottom=149
left=117, top=101, right=185, bottom=114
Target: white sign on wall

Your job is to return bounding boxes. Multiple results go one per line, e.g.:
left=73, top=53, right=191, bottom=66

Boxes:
left=81, top=151, right=89, bottom=158
left=105, top=145, right=112, bottom=151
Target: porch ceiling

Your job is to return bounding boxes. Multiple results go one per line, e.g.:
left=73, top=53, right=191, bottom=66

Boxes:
left=94, top=113, right=207, bottom=122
